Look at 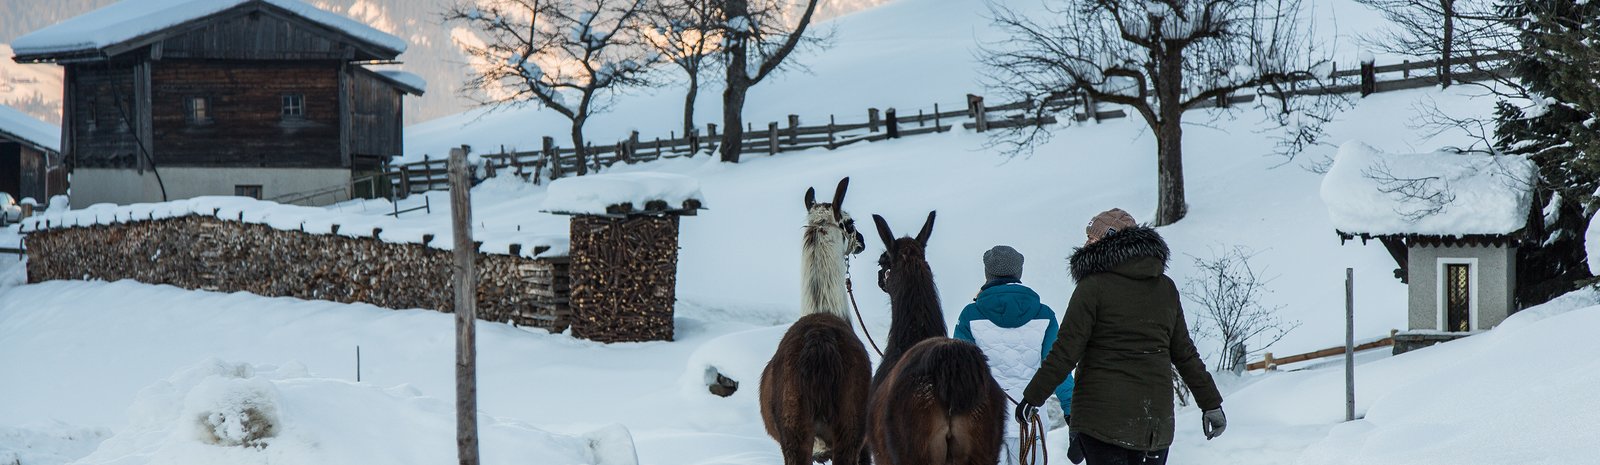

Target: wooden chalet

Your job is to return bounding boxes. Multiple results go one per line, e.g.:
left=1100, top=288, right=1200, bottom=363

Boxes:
left=10, top=0, right=424, bottom=207
left=0, top=104, right=65, bottom=204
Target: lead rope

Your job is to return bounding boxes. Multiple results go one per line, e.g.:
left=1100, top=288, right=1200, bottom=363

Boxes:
left=1006, top=395, right=1049, bottom=465
left=844, top=258, right=884, bottom=357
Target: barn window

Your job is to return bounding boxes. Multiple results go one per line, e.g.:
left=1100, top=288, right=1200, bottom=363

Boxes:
left=281, top=94, right=304, bottom=119
left=186, top=96, right=213, bottom=125
left=235, top=185, right=263, bottom=199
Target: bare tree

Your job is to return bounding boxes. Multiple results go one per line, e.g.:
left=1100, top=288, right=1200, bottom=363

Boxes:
left=1352, top=0, right=1509, bottom=87
left=1181, top=247, right=1299, bottom=373
left=642, top=0, right=725, bottom=138
left=446, top=0, right=659, bottom=176
left=981, top=0, right=1340, bottom=226
left=717, top=0, right=824, bottom=163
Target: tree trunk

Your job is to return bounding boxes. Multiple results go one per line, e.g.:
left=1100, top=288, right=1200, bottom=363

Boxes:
left=1154, top=47, right=1187, bottom=226
left=683, top=71, right=699, bottom=138
left=720, top=0, right=750, bottom=163
left=570, top=117, right=589, bottom=176
left=1440, top=0, right=1454, bottom=88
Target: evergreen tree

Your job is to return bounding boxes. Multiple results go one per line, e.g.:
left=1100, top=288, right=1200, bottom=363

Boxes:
left=1494, top=0, right=1600, bottom=304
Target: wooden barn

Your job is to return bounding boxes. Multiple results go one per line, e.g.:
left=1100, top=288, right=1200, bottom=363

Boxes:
left=0, top=104, right=65, bottom=204
left=10, top=0, right=424, bottom=208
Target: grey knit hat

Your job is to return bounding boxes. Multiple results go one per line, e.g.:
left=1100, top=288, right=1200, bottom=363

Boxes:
left=983, top=245, right=1024, bottom=280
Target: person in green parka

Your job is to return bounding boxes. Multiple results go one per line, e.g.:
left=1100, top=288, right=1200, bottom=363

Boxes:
left=1014, top=208, right=1227, bottom=465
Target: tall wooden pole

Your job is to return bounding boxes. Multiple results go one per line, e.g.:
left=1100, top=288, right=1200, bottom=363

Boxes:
left=450, top=146, right=480, bottom=465
left=1345, top=267, right=1355, bottom=422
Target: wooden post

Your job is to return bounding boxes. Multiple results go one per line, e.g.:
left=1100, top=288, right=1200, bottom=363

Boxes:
left=707, top=123, right=718, bottom=139
left=1360, top=60, right=1377, bottom=97
left=629, top=131, right=641, bottom=162
left=1084, top=92, right=1098, bottom=123
left=448, top=146, right=480, bottom=465
left=885, top=108, right=899, bottom=139
left=827, top=115, right=836, bottom=148
left=1402, top=59, right=1410, bottom=78
left=967, top=94, right=988, bottom=132
left=868, top=108, right=881, bottom=133
left=934, top=103, right=941, bottom=128
left=543, top=136, right=559, bottom=180
left=398, top=166, right=412, bottom=197
left=1345, top=267, right=1356, bottom=422
left=1263, top=352, right=1275, bottom=371
left=787, top=114, right=800, bottom=144
left=917, top=109, right=925, bottom=127
left=768, top=122, right=779, bottom=154
left=689, top=127, right=700, bottom=153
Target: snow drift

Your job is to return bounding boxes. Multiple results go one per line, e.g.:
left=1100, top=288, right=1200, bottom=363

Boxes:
left=71, top=359, right=638, bottom=465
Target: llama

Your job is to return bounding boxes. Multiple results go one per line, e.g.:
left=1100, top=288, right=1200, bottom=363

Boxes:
left=800, top=177, right=865, bottom=324
left=865, top=212, right=1007, bottom=465
left=758, top=178, right=873, bottom=465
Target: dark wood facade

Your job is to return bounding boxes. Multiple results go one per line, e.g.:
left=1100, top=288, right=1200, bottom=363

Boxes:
left=0, top=140, right=64, bottom=202
left=16, top=0, right=418, bottom=191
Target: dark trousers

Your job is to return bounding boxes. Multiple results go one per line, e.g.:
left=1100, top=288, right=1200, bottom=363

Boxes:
left=1077, top=433, right=1169, bottom=465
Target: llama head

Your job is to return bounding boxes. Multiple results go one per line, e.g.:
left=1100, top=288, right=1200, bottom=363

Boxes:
left=872, top=211, right=936, bottom=291
left=803, top=177, right=865, bottom=256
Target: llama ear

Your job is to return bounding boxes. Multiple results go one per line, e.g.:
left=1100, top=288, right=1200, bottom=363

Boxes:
left=832, top=177, right=850, bottom=210
left=804, top=187, right=816, bottom=211
left=873, top=214, right=896, bottom=250
left=915, top=211, right=936, bottom=246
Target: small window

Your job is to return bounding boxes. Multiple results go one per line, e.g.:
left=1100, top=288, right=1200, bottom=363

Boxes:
left=281, top=94, right=304, bottom=119
left=186, top=96, right=213, bottom=125
left=235, top=185, right=263, bottom=199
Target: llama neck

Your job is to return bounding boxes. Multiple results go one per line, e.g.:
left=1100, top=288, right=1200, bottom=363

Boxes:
left=801, top=222, right=852, bottom=325
left=883, top=262, right=946, bottom=360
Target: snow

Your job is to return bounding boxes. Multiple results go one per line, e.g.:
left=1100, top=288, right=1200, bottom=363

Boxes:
left=1320, top=141, right=1538, bottom=236
left=1588, top=210, right=1599, bottom=275
left=540, top=172, right=704, bottom=215
left=375, top=70, right=428, bottom=94
left=69, top=358, right=636, bottom=465
left=11, top=0, right=407, bottom=58
left=19, top=196, right=564, bottom=258
left=0, top=103, right=60, bottom=152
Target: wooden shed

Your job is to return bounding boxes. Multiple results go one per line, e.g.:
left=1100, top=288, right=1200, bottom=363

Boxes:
left=9, top=0, right=424, bottom=208
left=0, top=104, right=65, bottom=204
left=1321, top=142, right=1539, bottom=354
left=541, top=172, right=705, bottom=343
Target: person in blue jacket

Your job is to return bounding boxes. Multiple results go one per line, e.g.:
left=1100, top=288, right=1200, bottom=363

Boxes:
left=954, top=245, right=1078, bottom=465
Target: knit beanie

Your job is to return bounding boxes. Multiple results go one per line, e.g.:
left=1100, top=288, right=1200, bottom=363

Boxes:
left=1086, top=208, right=1137, bottom=244
left=983, top=245, right=1024, bottom=280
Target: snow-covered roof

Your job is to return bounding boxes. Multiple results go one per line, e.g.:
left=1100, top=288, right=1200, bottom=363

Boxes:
left=1321, top=141, right=1537, bottom=237
left=11, top=0, right=407, bottom=60
left=374, top=70, right=427, bottom=95
left=541, top=172, right=705, bottom=215
left=20, top=196, right=567, bottom=259
left=0, top=104, right=60, bottom=153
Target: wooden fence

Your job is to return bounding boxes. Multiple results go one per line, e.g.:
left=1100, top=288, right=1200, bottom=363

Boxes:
left=384, top=54, right=1507, bottom=195
left=1248, top=331, right=1399, bottom=371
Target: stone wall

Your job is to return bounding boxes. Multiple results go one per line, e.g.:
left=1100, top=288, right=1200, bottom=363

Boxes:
left=24, top=215, right=571, bottom=331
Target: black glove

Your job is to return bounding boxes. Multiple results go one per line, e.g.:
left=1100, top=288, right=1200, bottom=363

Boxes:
left=1202, top=408, right=1227, bottom=439
left=1066, top=415, right=1085, bottom=464
left=1013, top=400, right=1039, bottom=424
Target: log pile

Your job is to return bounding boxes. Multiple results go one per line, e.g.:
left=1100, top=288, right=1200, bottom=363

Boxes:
left=568, top=214, right=680, bottom=342
left=24, top=215, right=571, bottom=331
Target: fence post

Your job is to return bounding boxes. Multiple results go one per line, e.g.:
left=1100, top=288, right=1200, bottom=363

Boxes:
left=689, top=127, right=700, bottom=154
left=398, top=166, right=411, bottom=198
left=967, top=94, right=988, bottom=132
left=827, top=115, right=836, bottom=148
left=629, top=131, right=641, bottom=162
left=1401, top=59, right=1410, bottom=78
left=1084, top=92, right=1098, bottom=124
left=708, top=123, right=718, bottom=140
left=1360, top=59, right=1377, bottom=97
left=543, top=136, right=559, bottom=180
left=1346, top=267, right=1356, bottom=422
left=934, top=103, right=941, bottom=128
left=768, top=122, right=780, bottom=154
left=484, top=158, right=497, bottom=178
left=788, top=114, right=800, bottom=144
left=885, top=108, right=899, bottom=139
left=448, top=146, right=481, bottom=465
left=868, top=108, right=881, bottom=133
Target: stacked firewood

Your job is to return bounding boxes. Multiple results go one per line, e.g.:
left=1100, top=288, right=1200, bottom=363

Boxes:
left=24, top=215, right=571, bottom=331
left=568, top=214, right=680, bottom=342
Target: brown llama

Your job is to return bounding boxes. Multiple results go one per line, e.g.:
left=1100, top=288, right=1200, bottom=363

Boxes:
left=866, top=212, right=1006, bottom=465
left=758, top=178, right=872, bottom=465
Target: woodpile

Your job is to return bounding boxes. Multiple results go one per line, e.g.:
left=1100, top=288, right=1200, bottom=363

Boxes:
left=24, top=215, right=571, bottom=331
left=568, top=214, right=680, bottom=342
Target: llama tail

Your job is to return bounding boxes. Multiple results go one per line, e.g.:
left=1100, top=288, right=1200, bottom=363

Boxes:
left=798, top=322, right=847, bottom=420
left=906, top=339, right=993, bottom=415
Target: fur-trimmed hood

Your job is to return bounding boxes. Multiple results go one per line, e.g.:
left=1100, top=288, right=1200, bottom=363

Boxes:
left=1068, top=226, right=1170, bottom=282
